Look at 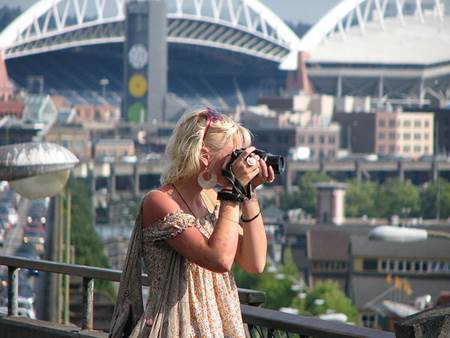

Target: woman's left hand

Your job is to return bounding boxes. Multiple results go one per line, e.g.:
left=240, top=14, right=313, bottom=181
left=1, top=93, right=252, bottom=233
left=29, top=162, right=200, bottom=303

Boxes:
left=251, top=156, right=275, bottom=189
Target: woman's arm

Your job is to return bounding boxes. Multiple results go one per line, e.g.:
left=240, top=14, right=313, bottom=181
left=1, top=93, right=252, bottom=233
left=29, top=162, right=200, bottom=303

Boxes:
left=235, top=193, right=267, bottom=274
left=143, top=190, right=241, bottom=273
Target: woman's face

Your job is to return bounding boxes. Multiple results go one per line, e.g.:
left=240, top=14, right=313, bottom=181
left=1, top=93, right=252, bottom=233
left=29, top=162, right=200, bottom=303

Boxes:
left=209, top=139, right=240, bottom=187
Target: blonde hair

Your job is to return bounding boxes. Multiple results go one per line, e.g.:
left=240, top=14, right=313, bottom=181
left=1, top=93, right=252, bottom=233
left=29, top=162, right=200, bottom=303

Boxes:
left=161, top=108, right=252, bottom=185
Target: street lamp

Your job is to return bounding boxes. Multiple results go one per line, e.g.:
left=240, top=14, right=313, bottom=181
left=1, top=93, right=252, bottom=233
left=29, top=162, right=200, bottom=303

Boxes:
left=0, top=142, right=78, bottom=321
left=368, top=225, right=450, bottom=242
left=0, top=142, right=79, bottom=199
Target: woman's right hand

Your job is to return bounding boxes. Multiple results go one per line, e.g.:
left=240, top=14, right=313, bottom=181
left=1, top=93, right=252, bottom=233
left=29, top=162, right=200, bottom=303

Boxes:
left=227, top=146, right=260, bottom=188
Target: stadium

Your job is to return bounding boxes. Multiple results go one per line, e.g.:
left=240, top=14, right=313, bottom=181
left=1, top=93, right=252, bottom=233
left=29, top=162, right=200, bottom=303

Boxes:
left=0, top=0, right=449, bottom=113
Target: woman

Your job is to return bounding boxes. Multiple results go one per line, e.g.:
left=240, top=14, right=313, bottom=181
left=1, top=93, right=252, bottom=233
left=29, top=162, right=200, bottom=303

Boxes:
left=109, top=108, right=274, bottom=337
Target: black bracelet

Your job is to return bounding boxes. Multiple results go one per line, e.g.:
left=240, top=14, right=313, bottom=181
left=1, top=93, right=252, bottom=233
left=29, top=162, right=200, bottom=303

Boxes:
left=241, top=210, right=261, bottom=223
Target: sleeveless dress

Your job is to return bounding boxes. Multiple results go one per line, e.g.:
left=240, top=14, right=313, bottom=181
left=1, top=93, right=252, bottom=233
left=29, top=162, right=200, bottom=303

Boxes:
left=110, top=198, right=246, bottom=338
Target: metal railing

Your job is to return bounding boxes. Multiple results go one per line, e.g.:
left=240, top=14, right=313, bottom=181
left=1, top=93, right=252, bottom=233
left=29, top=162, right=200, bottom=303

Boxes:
left=0, top=255, right=394, bottom=338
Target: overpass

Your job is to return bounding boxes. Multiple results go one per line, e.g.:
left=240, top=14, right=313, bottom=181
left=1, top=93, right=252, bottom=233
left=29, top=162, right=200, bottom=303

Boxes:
left=72, top=159, right=450, bottom=199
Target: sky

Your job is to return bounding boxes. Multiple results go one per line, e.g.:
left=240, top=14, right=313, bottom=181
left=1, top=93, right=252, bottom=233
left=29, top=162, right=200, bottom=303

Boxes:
left=1, top=0, right=340, bottom=24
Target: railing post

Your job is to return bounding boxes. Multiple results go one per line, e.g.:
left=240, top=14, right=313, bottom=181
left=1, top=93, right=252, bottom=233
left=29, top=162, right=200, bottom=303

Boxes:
left=7, top=266, right=18, bottom=316
left=81, top=277, right=95, bottom=330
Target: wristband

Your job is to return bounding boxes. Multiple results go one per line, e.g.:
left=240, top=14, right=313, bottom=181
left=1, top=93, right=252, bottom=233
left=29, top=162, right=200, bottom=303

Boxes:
left=241, top=210, right=261, bottom=223
left=217, top=190, right=245, bottom=202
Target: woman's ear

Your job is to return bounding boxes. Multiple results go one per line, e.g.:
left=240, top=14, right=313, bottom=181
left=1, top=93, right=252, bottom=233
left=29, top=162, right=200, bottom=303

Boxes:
left=200, top=146, right=210, bottom=167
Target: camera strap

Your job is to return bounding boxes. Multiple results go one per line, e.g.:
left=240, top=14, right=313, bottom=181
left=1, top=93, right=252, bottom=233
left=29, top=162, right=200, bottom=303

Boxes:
left=222, top=152, right=253, bottom=201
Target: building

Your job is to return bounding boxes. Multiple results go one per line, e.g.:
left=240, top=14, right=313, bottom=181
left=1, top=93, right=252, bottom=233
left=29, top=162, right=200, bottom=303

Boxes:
left=22, top=94, right=58, bottom=125
left=375, top=111, right=434, bottom=158
left=44, top=124, right=92, bottom=160
left=288, top=224, right=450, bottom=330
left=349, top=235, right=450, bottom=330
left=0, top=53, right=24, bottom=120
left=94, top=138, right=135, bottom=159
left=315, top=182, right=347, bottom=225
left=333, top=111, right=376, bottom=154
left=252, top=127, right=296, bottom=158
left=295, top=123, right=340, bottom=160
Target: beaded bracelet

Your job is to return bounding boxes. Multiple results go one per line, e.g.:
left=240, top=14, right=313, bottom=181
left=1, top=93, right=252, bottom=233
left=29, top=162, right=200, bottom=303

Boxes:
left=240, top=210, right=261, bottom=223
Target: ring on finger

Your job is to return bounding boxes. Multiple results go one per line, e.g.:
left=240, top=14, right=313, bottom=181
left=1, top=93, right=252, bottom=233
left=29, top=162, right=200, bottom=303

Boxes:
left=246, top=156, right=257, bottom=166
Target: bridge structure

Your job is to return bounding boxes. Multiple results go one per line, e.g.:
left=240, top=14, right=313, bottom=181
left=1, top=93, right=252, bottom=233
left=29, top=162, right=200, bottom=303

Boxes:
left=73, top=159, right=450, bottom=199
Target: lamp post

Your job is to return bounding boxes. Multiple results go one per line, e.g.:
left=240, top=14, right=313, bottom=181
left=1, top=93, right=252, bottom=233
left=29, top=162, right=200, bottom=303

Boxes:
left=368, top=225, right=450, bottom=242
left=0, top=142, right=78, bottom=321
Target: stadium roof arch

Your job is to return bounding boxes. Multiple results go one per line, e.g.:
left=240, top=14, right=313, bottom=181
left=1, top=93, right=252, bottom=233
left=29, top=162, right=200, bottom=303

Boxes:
left=296, top=0, right=450, bottom=105
left=0, top=0, right=302, bottom=65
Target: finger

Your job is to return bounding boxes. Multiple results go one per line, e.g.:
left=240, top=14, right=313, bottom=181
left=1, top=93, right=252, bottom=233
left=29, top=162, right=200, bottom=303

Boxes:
left=259, top=159, right=268, bottom=178
left=240, top=146, right=256, bottom=160
left=267, top=165, right=275, bottom=182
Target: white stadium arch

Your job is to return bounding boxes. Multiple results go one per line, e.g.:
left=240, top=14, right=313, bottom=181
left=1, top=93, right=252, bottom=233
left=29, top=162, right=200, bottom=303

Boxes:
left=0, top=0, right=302, bottom=64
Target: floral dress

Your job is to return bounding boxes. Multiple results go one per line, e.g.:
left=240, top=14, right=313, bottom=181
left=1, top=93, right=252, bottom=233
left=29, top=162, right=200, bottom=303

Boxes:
left=127, top=206, right=246, bottom=338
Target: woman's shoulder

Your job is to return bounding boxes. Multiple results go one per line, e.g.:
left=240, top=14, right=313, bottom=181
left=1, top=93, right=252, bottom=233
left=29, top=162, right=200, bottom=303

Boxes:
left=143, top=186, right=182, bottom=226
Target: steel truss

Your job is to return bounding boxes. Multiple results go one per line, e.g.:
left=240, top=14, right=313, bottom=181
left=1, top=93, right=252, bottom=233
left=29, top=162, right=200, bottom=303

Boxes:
left=0, top=0, right=301, bottom=63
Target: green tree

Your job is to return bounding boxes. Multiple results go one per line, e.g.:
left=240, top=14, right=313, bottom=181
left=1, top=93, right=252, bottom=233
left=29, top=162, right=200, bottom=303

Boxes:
left=293, top=280, right=360, bottom=324
left=233, top=249, right=301, bottom=310
left=68, top=178, right=115, bottom=300
left=377, top=179, right=420, bottom=218
left=345, top=180, right=379, bottom=217
left=420, top=179, right=450, bottom=219
left=280, top=172, right=330, bottom=215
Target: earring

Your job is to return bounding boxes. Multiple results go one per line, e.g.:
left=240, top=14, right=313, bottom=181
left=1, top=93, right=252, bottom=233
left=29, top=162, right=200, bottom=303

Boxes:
left=198, top=170, right=217, bottom=189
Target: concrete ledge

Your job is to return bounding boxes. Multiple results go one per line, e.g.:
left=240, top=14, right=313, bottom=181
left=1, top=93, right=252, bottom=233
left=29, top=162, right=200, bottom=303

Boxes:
left=0, top=315, right=108, bottom=338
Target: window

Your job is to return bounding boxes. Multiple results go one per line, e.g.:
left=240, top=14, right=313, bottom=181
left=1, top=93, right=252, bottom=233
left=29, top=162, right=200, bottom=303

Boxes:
left=398, top=261, right=405, bottom=271
left=389, top=119, right=396, bottom=127
left=363, top=259, right=378, bottom=271
left=300, top=136, right=305, bottom=144
left=414, top=146, right=421, bottom=152
left=381, top=260, right=387, bottom=271
left=424, top=133, right=430, bottom=140
left=389, top=260, right=395, bottom=271
left=378, top=119, right=385, bottom=127
left=425, top=146, right=429, bottom=152
left=403, top=146, right=410, bottom=152
left=414, top=120, right=421, bottom=127
left=404, top=133, right=411, bottom=140
left=320, top=136, right=325, bottom=144
left=329, top=136, right=335, bottom=144
left=403, top=120, right=411, bottom=127
left=378, top=145, right=385, bottom=152
left=389, top=145, right=395, bottom=153
left=414, top=261, right=422, bottom=272
left=425, top=121, right=430, bottom=127
left=309, top=136, right=315, bottom=144
left=414, top=133, right=421, bottom=140
left=405, top=261, right=412, bottom=271
left=378, top=132, right=385, bottom=139
left=389, top=132, right=396, bottom=140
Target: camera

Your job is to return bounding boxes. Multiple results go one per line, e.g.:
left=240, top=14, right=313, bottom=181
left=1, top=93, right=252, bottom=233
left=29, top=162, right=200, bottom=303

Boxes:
left=231, top=148, right=285, bottom=175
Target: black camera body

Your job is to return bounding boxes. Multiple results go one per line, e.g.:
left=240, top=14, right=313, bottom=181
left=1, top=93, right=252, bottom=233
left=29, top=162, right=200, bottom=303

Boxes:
left=231, top=148, right=285, bottom=175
